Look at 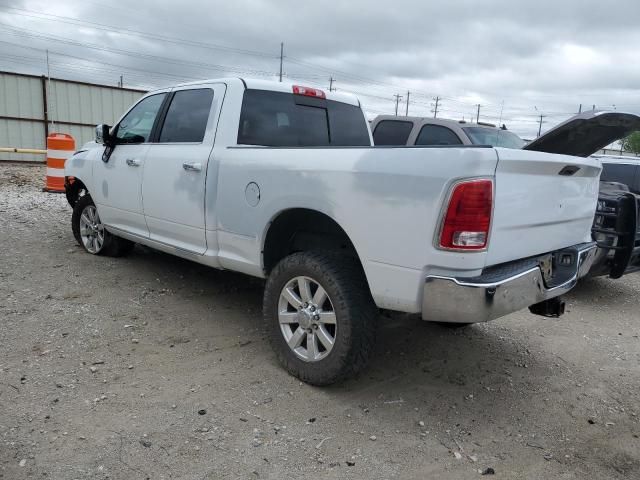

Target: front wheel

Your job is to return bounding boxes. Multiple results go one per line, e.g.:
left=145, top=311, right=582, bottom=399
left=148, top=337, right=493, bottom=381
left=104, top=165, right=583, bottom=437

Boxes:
left=263, top=251, right=378, bottom=385
left=71, top=195, right=134, bottom=256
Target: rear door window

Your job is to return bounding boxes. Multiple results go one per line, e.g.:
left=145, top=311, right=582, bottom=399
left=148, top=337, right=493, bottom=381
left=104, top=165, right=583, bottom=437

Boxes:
left=415, top=125, right=463, bottom=146
left=159, top=89, right=214, bottom=143
left=237, top=90, right=370, bottom=147
left=372, top=120, right=414, bottom=145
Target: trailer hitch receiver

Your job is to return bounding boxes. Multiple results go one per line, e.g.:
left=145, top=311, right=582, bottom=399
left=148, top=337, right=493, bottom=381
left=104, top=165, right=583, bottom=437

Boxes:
left=528, top=297, right=566, bottom=318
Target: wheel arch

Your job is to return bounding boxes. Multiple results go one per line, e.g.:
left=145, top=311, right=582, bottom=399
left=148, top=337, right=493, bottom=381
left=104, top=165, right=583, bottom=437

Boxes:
left=261, top=208, right=367, bottom=278
left=64, top=176, right=89, bottom=207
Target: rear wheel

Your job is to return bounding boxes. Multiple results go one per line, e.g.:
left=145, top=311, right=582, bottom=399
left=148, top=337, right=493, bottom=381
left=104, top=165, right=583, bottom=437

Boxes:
left=264, top=251, right=378, bottom=385
left=72, top=195, right=134, bottom=256
left=433, top=321, right=472, bottom=329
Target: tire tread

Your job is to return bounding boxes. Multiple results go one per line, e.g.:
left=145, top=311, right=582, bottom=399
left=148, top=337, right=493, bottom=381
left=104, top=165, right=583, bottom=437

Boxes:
left=264, top=251, right=378, bottom=385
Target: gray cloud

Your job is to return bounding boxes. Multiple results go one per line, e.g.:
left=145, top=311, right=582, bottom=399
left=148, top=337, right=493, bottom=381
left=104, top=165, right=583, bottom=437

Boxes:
left=1, top=0, right=640, bottom=138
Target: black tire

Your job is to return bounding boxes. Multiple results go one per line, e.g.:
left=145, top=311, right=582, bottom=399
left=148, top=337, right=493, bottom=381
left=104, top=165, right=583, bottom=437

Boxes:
left=433, top=321, right=472, bottom=329
left=263, top=251, right=378, bottom=386
left=71, top=195, right=135, bottom=257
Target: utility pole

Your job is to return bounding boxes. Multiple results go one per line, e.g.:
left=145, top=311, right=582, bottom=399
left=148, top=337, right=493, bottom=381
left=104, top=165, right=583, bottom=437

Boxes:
left=393, top=94, right=403, bottom=116
left=279, top=42, right=284, bottom=82
left=537, top=114, right=546, bottom=137
left=476, top=104, right=481, bottom=123
left=405, top=91, right=410, bottom=116
left=329, top=77, right=335, bottom=92
left=432, top=96, right=440, bottom=118
left=45, top=49, right=54, bottom=131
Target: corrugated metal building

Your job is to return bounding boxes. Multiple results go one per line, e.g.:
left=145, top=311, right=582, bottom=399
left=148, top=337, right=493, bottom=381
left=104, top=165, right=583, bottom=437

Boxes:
left=0, top=71, right=145, bottom=161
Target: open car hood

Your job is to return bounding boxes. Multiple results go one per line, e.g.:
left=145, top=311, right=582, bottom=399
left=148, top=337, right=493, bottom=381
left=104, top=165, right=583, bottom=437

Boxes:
left=524, top=111, right=640, bottom=157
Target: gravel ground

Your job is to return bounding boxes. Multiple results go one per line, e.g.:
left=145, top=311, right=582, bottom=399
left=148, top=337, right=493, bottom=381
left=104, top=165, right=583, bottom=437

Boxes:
left=1, top=163, right=639, bottom=480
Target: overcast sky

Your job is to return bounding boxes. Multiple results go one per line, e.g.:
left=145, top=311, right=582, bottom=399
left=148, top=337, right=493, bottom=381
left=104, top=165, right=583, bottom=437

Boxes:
left=1, top=0, right=640, bottom=139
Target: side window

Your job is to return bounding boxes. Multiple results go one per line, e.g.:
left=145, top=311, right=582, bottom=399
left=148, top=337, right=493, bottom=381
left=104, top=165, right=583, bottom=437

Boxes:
left=159, top=89, right=214, bottom=143
left=415, top=125, right=463, bottom=146
left=115, top=93, right=166, bottom=144
left=601, top=163, right=638, bottom=192
left=372, top=120, right=413, bottom=145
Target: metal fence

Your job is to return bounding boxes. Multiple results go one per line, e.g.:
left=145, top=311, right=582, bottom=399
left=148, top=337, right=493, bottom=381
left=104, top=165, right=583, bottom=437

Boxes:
left=0, top=71, right=145, bottom=161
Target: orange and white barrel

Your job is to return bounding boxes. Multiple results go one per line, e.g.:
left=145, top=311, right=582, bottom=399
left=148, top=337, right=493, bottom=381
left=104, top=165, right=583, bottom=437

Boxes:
left=43, top=133, right=75, bottom=193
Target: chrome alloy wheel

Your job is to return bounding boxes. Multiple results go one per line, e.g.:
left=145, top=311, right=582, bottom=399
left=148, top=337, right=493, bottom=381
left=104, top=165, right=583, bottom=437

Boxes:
left=79, top=205, right=105, bottom=254
left=278, top=276, right=337, bottom=362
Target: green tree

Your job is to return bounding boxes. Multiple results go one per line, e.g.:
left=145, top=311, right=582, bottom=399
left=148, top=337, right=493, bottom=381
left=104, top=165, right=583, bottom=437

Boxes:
left=622, top=131, right=640, bottom=154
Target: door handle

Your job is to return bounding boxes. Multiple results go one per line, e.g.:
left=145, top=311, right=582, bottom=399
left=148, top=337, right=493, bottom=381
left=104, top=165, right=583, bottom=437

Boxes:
left=126, top=158, right=141, bottom=167
left=182, top=162, right=202, bottom=172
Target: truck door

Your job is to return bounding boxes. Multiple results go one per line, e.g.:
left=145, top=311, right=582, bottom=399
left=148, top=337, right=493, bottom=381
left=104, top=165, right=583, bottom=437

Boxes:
left=92, top=92, right=168, bottom=238
left=141, top=85, right=225, bottom=254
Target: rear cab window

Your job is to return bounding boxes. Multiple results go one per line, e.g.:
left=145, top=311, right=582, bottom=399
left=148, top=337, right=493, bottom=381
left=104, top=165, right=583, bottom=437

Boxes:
left=237, top=89, right=370, bottom=147
left=373, top=120, right=414, bottom=145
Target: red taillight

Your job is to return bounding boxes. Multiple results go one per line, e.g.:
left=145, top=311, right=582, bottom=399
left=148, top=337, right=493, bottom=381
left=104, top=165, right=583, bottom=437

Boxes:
left=439, top=179, right=493, bottom=250
left=292, top=85, right=326, bottom=99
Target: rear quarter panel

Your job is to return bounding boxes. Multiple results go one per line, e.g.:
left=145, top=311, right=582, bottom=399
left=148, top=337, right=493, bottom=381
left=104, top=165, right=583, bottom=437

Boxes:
left=213, top=146, right=499, bottom=311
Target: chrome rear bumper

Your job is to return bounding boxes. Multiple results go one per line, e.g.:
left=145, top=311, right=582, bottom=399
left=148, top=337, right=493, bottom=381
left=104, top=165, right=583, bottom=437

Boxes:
left=422, top=242, right=597, bottom=324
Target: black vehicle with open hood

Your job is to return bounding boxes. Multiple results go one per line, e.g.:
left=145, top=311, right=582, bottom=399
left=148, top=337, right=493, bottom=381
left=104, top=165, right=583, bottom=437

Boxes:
left=525, top=111, right=640, bottom=158
left=525, top=111, right=640, bottom=279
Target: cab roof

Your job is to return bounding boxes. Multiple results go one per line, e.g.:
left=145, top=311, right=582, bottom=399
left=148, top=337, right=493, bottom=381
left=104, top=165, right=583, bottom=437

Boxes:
left=373, top=115, right=504, bottom=131
left=154, top=77, right=361, bottom=107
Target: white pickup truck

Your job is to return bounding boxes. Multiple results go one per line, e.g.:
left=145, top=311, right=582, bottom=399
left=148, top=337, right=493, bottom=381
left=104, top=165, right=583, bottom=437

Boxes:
left=64, top=78, right=600, bottom=385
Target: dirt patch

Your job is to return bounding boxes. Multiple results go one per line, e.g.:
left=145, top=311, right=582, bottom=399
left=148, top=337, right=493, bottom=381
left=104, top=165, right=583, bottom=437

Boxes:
left=1, top=163, right=639, bottom=479
left=0, top=164, right=44, bottom=188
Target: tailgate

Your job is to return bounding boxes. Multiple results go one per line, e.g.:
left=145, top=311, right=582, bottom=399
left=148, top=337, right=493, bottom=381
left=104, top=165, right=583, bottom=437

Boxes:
left=486, top=148, right=601, bottom=266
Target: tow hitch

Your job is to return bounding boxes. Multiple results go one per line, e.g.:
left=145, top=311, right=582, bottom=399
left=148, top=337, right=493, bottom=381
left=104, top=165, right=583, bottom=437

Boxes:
left=528, top=297, right=566, bottom=318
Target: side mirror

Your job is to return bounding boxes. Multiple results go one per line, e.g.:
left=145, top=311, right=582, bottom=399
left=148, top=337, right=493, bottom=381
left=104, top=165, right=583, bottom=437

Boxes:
left=95, top=124, right=112, bottom=145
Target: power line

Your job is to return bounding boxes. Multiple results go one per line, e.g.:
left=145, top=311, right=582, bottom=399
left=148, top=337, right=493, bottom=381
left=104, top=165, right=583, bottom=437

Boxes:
left=6, top=6, right=640, bottom=116
left=1, top=6, right=277, bottom=59
left=5, top=12, right=636, bottom=119
left=0, top=24, right=281, bottom=78
left=0, top=41, right=204, bottom=82
left=1, top=9, right=638, bottom=127
left=3, top=5, right=452, bottom=102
